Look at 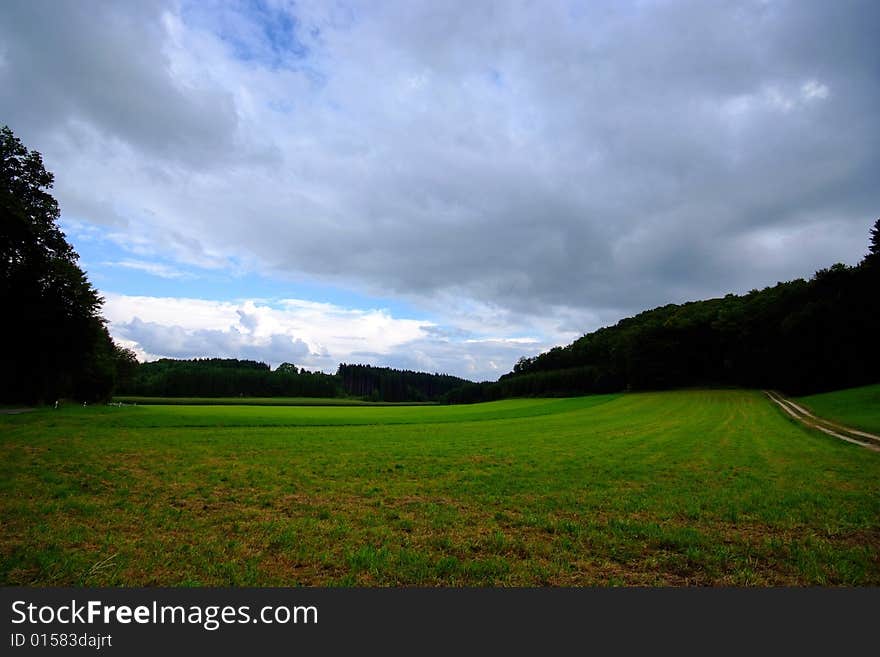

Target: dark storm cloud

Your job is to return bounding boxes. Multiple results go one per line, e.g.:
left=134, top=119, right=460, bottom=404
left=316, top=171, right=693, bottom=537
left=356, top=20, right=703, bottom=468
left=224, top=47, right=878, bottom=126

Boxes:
left=0, top=1, right=244, bottom=165
left=2, top=0, right=878, bottom=332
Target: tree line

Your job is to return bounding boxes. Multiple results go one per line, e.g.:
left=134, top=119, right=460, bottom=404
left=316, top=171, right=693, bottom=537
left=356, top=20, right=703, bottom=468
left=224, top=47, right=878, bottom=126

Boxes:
left=443, top=221, right=880, bottom=403
left=116, top=359, right=341, bottom=398
left=117, top=359, right=471, bottom=401
left=336, top=363, right=470, bottom=402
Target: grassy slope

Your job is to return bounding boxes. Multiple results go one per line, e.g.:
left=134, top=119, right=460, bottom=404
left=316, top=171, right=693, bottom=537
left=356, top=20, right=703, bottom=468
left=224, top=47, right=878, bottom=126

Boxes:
left=39, top=396, right=617, bottom=428
left=1, top=390, right=878, bottom=586
left=796, top=384, right=880, bottom=434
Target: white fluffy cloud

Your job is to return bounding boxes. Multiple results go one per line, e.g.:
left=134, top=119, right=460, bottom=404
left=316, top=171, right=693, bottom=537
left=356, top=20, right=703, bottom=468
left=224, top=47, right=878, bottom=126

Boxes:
left=101, top=293, right=544, bottom=379
left=103, top=293, right=426, bottom=362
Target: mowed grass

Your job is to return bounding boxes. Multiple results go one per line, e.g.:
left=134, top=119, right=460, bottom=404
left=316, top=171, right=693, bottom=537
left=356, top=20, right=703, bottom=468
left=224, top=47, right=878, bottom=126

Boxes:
left=796, top=383, right=880, bottom=434
left=1, top=390, right=878, bottom=586
left=43, top=396, right=619, bottom=429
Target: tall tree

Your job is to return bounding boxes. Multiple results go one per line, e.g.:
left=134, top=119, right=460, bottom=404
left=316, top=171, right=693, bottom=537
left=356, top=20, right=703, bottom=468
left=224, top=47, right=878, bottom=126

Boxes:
left=864, top=217, right=880, bottom=267
left=1, top=125, right=118, bottom=402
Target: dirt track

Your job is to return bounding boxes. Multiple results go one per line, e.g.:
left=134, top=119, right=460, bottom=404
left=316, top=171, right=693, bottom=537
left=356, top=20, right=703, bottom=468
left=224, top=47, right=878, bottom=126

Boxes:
left=765, top=390, right=880, bottom=452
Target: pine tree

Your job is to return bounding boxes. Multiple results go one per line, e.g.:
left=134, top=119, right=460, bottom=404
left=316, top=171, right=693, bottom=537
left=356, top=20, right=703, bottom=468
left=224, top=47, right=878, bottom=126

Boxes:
left=866, top=217, right=880, bottom=266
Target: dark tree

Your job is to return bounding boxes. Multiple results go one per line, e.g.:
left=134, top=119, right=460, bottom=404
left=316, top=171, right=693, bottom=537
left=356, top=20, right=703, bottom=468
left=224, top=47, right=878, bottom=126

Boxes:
left=336, top=363, right=470, bottom=402
left=864, top=217, right=880, bottom=267
left=1, top=125, right=118, bottom=402
left=113, top=346, right=140, bottom=391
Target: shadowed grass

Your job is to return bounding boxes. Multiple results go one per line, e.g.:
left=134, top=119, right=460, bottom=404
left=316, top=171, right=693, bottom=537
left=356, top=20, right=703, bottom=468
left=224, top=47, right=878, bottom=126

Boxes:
left=1, top=390, right=878, bottom=586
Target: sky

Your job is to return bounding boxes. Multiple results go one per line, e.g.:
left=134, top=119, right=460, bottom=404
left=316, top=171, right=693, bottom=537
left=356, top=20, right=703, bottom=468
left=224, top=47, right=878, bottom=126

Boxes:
left=2, top=0, right=878, bottom=381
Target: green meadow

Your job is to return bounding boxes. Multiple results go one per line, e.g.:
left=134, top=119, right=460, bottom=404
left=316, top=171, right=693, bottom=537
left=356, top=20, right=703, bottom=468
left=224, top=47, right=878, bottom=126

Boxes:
left=796, top=384, right=880, bottom=435
left=2, top=389, right=878, bottom=586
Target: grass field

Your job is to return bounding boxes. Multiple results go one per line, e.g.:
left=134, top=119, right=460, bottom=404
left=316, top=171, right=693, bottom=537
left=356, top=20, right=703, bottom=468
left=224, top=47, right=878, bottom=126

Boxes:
left=796, top=384, right=880, bottom=435
left=2, top=389, right=878, bottom=586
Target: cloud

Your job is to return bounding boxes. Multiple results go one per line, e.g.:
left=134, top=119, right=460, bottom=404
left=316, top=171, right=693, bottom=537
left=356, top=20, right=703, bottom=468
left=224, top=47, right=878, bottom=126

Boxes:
left=345, top=337, right=550, bottom=381
left=3, top=0, right=879, bottom=361
left=0, top=1, right=244, bottom=165
left=118, top=317, right=310, bottom=364
left=103, top=259, right=193, bottom=279
left=100, top=293, right=554, bottom=380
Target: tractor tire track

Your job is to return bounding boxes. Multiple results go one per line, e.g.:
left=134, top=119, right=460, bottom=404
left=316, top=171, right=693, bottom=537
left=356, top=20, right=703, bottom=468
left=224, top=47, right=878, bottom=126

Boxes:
left=764, top=390, right=880, bottom=452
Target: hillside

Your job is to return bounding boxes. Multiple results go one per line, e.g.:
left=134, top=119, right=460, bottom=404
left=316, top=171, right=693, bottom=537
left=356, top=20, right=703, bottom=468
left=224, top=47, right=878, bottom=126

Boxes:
left=446, top=221, right=880, bottom=402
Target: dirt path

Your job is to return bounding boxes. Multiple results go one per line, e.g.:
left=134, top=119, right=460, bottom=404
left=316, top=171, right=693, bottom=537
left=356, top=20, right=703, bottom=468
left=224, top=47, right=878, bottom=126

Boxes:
left=765, top=390, right=880, bottom=452
left=0, top=407, right=35, bottom=415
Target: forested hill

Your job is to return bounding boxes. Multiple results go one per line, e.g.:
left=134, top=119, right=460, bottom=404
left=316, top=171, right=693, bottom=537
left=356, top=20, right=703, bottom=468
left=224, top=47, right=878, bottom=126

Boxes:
left=444, top=221, right=880, bottom=403
left=117, top=358, right=471, bottom=402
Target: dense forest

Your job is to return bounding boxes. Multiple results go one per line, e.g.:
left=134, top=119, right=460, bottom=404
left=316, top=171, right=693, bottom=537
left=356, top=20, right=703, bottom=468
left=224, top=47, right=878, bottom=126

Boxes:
left=444, top=221, right=880, bottom=403
left=118, top=359, right=470, bottom=402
